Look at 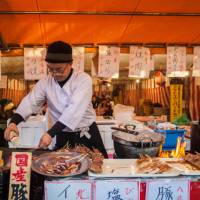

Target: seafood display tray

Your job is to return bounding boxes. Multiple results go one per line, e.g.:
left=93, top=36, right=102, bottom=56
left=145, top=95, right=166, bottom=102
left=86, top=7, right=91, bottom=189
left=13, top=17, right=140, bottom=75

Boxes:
left=89, top=158, right=200, bottom=178
left=32, top=152, right=90, bottom=177
left=89, top=159, right=180, bottom=178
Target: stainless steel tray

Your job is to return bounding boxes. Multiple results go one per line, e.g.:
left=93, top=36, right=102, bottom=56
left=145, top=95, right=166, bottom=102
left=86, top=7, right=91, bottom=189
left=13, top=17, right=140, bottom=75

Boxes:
left=32, top=151, right=90, bottom=177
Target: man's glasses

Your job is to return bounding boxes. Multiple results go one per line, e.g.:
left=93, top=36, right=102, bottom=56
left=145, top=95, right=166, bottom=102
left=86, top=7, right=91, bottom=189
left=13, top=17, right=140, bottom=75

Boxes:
left=47, top=65, right=67, bottom=74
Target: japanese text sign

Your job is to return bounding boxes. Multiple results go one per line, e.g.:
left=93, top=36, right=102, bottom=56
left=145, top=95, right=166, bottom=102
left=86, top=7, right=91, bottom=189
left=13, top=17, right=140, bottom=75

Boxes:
left=170, top=84, right=183, bottom=122
left=72, top=47, right=85, bottom=72
left=146, top=179, right=190, bottom=200
left=45, top=180, right=92, bottom=200
left=167, top=47, right=186, bottom=76
left=129, top=46, right=151, bottom=78
left=193, top=46, right=200, bottom=77
left=9, top=152, right=32, bottom=200
left=94, top=180, right=139, bottom=200
left=98, top=46, right=120, bottom=78
left=24, top=47, right=47, bottom=80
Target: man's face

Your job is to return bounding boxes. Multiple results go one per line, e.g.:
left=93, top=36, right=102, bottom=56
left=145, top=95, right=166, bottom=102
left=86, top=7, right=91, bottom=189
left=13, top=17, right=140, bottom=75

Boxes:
left=47, top=62, right=72, bottom=81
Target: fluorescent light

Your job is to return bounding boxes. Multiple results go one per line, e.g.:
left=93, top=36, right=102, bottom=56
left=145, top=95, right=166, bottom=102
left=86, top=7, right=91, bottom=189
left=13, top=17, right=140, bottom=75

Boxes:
left=112, top=73, right=119, bottom=79
left=167, top=71, right=189, bottom=77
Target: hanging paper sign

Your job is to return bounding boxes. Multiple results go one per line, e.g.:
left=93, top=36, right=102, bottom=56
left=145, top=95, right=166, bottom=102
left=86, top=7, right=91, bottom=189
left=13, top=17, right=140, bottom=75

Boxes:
left=24, top=48, right=47, bottom=80
left=94, top=180, right=139, bottom=200
left=146, top=179, right=190, bottom=200
left=45, top=180, right=92, bottom=200
left=170, top=84, right=183, bottom=122
left=129, top=46, right=150, bottom=78
left=98, top=46, right=120, bottom=78
left=9, top=152, right=32, bottom=200
left=193, top=46, right=200, bottom=77
left=167, top=47, right=187, bottom=77
left=72, top=47, right=85, bottom=72
left=0, top=75, right=7, bottom=88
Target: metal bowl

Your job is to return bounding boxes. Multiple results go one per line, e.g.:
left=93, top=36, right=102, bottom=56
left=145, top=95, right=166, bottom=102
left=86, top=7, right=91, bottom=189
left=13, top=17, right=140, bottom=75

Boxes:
left=113, top=141, right=161, bottom=158
left=112, top=130, right=163, bottom=158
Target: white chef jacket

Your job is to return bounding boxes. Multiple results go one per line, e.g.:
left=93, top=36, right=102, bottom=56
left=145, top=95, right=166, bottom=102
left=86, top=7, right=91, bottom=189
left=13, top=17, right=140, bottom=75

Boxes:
left=16, top=70, right=96, bottom=132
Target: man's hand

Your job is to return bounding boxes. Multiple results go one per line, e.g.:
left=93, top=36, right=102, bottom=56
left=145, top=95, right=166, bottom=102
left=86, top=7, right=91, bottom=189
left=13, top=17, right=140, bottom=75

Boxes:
left=38, top=133, right=52, bottom=149
left=4, top=123, right=19, bottom=141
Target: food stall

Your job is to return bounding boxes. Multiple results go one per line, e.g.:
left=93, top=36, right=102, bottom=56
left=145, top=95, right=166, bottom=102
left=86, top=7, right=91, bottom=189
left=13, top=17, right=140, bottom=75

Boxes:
left=1, top=0, right=200, bottom=200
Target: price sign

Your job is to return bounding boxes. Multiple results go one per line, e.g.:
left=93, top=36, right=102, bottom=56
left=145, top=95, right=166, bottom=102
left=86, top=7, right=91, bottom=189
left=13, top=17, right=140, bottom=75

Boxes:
left=94, top=180, right=139, bottom=200
left=129, top=46, right=150, bottom=78
left=98, top=46, right=120, bottom=78
left=146, top=179, right=190, bottom=200
left=167, top=47, right=186, bottom=77
left=73, top=47, right=85, bottom=72
left=24, top=48, right=47, bottom=80
left=193, top=46, right=200, bottom=77
left=9, top=152, right=32, bottom=200
left=45, top=180, right=92, bottom=200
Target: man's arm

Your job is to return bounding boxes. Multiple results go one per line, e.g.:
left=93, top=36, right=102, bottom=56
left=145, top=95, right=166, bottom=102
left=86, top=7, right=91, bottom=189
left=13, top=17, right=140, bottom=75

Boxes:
left=4, top=79, right=46, bottom=141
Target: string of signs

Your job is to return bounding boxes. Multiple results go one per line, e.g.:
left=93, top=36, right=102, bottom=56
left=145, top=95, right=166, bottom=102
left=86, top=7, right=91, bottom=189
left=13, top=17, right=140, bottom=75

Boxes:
left=1, top=46, right=200, bottom=81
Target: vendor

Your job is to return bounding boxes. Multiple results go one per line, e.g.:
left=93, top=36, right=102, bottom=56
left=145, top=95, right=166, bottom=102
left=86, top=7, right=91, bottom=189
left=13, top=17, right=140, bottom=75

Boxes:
left=4, top=41, right=108, bottom=158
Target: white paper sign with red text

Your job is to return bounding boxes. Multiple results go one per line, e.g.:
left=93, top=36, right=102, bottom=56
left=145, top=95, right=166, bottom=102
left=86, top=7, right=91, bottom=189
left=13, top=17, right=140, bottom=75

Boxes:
left=98, top=46, right=120, bottom=78
left=72, top=47, right=85, bottom=72
left=24, top=48, right=47, bottom=80
left=146, top=179, right=190, bottom=200
left=129, top=46, right=151, bottom=78
left=94, top=180, right=139, bottom=200
left=167, top=46, right=187, bottom=77
left=193, top=46, right=200, bottom=77
left=45, top=180, right=92, bottom=200
left=9, top=152, right=32, bottom=200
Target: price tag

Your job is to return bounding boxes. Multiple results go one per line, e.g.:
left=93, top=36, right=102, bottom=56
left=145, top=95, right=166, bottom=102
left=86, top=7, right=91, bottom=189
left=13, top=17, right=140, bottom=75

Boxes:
left=24, top=48, right=47, bottom=80
left=94, top=180, right=139, bottom=200
left=129, top=46, right=151, bottom=78
left=45, top=180, right=92, bottom=200
left=167, top=46, right=187, bottom=77
left=9, top=152, right=32, bottom=200
left=98, top=46, right=120, bottom=78
left=193, top=46, right=200, bottom=77
left=73, top=47, right=85, bottom=72
left=146, top=179, right=190, bottom=200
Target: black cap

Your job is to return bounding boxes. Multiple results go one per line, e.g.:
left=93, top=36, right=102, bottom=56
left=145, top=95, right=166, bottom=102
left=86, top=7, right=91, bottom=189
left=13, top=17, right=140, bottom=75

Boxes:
left=45, top=41, right=73, bottom=63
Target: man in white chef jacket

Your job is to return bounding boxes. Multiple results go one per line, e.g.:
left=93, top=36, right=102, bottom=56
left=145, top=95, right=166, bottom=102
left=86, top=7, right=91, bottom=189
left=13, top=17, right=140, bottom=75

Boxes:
left=4, top=41, right=108, bottom=158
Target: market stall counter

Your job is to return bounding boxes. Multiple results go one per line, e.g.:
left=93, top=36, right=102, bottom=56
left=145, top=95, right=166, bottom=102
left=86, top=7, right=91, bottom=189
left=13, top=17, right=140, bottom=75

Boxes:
left=1, top=147, right=200, bottom=200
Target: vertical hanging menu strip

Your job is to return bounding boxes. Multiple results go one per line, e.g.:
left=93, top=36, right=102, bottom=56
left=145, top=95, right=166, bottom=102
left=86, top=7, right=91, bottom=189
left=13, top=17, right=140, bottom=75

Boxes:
left=8, top=152, right=32, bottom=200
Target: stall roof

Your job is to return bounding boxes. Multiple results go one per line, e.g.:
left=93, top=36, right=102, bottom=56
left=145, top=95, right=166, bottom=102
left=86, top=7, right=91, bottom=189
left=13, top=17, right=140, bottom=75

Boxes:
left=0, top=0, right=200, bottom=46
